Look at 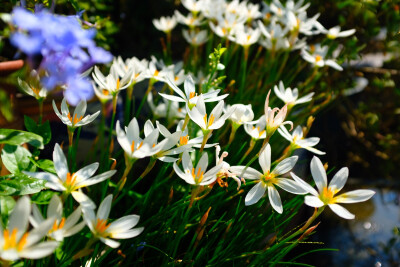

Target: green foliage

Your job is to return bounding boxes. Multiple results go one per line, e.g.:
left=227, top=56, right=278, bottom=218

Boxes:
left=0, top=173, right=46, bottom=196
left=0, top=129, right=44, bottom=149
left=1, top=144, right=36, bottom=174
left=24, top=116, right=52, bottom=145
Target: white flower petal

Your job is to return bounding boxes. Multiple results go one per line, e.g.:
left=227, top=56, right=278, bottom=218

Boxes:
left=334, top=189, right=375, bottom=204
left=97, top=194, right=113, bottom=221
left=310, top=156, right=327, bottom=193
left=275, top=178, right=308, bottom=195
left=53, top=144, right=69, bottom=182
left=259, top=143, right=271, bottom=173
left=110, top=227, right=144, bottom=239
left=290, top=172, right=319, bottom=196
left=229, top=166, right=262, bottom=180
left=100, top=237, right=120, bottom=248
left=328, top=167, right=348, bottom=192
left=19, top=241, right=59, bottom=259
left=328, top=204, right=355, bottom=219
left=272, top=156, right=298, bottom=175
left=268, top=186, right=283, bottom=214
left=71, top=191, right=96, bottom=209
left=304, top=195, right=324, bottom=207
left=245, top=182, right=266, bottom=206
left=107, top=215, right=140, bottom=233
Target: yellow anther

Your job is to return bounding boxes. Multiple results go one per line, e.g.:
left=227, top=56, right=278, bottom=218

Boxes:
left=95, top=219, right=110, bottom=234
left=66, top=172, right=77, bottom=187
left=180, top=135, right=189, bottom=145
left=17, top=233, right=28, bottom=251
left=131, top=140, right=135, bottom=153
left=189, top=92, right=196, bottom=99
left=315, top=55, right=322, bottom=62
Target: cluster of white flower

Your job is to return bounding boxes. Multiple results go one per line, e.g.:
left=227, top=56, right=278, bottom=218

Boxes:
left=153, top=0, right=356, bottom=70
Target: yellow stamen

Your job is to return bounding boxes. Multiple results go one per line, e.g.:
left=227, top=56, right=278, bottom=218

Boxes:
left=315, top=55, right=322, bottom=62
left=189, top=92, right=196, bottom=99
left=66, top=172, right=77, bottom=187
left=17, top=233, right=28, bottom=251
left=208, top=114, right=215, bottom=127
left=116, top=78, right=121, bottom=89
left=102, top=89, right=110, bottom=96
left=154, top=70, right=159, bottom=77
left=95, top=219, right=110, bottom=234
left=131, top=140, right=135, bottom=153
left=3, top=229, right=17, bottom=250
left=180, top=135, right=189, bottom=145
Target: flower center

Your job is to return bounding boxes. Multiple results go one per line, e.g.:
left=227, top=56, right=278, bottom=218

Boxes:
left=189, top=167, right=204, bottom=183
left=65, top=172, right=78, bottom=192
left=320, top=187, right=335, bottom=204
left=179, top=135, right=189, bottom=145
left=315, top=55, right=322, bottom=62
left=203, top=114, right=215, bottom=128
left=67, top=112, right=83, bottom=125
left=3, top=229, right=28, bottom=251
left=50, top=218, right=66, bottom=233
left=261, top=171, right=276, bottom=186
left=131, top=140, right=144, bottom=153
left=94, top=218, right=111, bottom=236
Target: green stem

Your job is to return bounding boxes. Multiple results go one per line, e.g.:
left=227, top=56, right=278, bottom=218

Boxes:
left=239, top=47, right=249, bottom=99
left=238, top=139, right=256, bottom=165
left=181, top=114, right=190, bottom=132
left=124, top=84, right=135, bottom=125
left=199, top=130, right=212, bottom=154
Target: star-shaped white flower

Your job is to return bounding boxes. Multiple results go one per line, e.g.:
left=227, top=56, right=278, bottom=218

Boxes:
left=153, top=15, right=178, bottom=33
left=160, top=75, right=228, bottom=109
left=82, top=195, right=143, bottom=248
left=24, top=144, right=116, bottom=208
left=0, top=196, right=58, bottom=261
left=264, top=90, right=293, bottom=137
left=53, top=98, right=100, bottom=129
left=323, top=26, right=355, bottom=39
left=173, top=151, right=222, bottom=185
left=273, top=81, right=314, bottom=106
left=301, top=44, right=343, bottom=71
left=291, top=156, right=375, bottom=219
left=244, top=115, right=267, bottom=140
left=17, top=70, right=47, bottom=100
left=230, top=143, right=306, bottom=213
left=278, top=125, right=325, bottom=155
left=30, top=195, right=85, bottom=242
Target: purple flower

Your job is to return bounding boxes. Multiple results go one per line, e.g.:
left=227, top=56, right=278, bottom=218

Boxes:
left=10, top=7, right=113, bottom=105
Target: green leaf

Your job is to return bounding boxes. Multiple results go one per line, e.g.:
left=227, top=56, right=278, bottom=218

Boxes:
left=0, top=128, right=44, bottom=149
left=31, top=190, right=58, bottom=204
left=24, top=116, right=52, bottom=145
left=1, top=145, right=36, bottom=174
left=0, top=173, right=46, bottom=196
left=0, top=195, right=15, bottom=226
left=31, top=159, right=56, bottom=174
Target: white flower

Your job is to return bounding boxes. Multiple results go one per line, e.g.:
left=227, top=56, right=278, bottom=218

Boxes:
left=82, top=195, right=143, bottom=248
left=173, top=151, right=222, bottom=185
left=160, top=75, right=228, bottom=109
left=227, top=104, right=254, bottom=126
left=215, top=145, right=244, bottom=190
left=278, top=125, right=325, bottom=155
left=144, top=61, right=169, bottom=82
left=153, top=15, right=178, bottom=33
left=230, top=143, right=306, bottom=212
left=53, top=98, right=100, bottom=129
left=92, top=65, right=133, bottom=96
left=323, top=26, right=356, bottom=39
left=24, top=144, right=116, bottom=208
left=17, top=70, right=47, bottom=100
left=0, top=196, right=58, bottom=261
left=30, top=195, right=85, bottom=242
left=301, top=44, right=343, bottom=71
left=181, top=0, right=205, bottom=14
left=285, top=11, right=325, bottom=35
left=175, top=10, right=204, bottom=27
left=111, top=57, right=146, bottom=84
left=244, top=115, right=267, bottom=140
left=258, top=20, right=290, bottom=51
left=188, top=95, right=234, bottom=131
left=183, top=29, right=209, bottom=46
left=116, top=118, right=173, bottom=160
left=264, top=90, right=293, bottom=137
left=228, top=27, right=261, bottom=48
left=273, top=81, right=314, bottom=106
left=291, top=156, right=375, bottom=219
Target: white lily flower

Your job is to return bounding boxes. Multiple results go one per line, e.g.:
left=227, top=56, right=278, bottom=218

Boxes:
left=228, top=27, right=261, bottom=48
left=30, top=195, right=85, bottom=242
left=173, top=151, right=222, bottom=185
left=160, top=75, right=228, bottom=109
left=183, top=29, right=209, bottom=46
left=82, top=195, right=143, bottom=248
left=258, top=20, right=290, bottom=51
left=264, top=90, right=293, bottom=137
left=188, top=95, right=234, bottom=132
left=285, top=11, right=324, bottom=36
left=215, top=145, right=244, bottom=190
left=24, top=144, right=116, bottom=208
left=144, top=61, right=169, bottom=82
left=226, top=104, right=254, bottom=126
left=244, top=115, right=267, bottom=140
left=278, top=125, right=325, bottom=155
left=116, top=118, right=173, bottom=160
left=243, top=2, right=262, bottom=21
left=230, top=143, right=307, bottom=212
left=92, top=65, right=134, bottom=96
left=0, top=196, right=58, bottom=261
left=181, top=0, right=205, bottom=14
left=52, top=98, right=100, bottom=129
left=301, top=44, right=343, bottom=71
left=291, top=156, right=375, bottom=219
left=174, top=10, right=204, bottom=27
left=17, top=70, right=47, bottom=100
left=153, top=15, right=178, bottom=33
left=273, top=81, right=314, bottom=106
left=323, top=26, right=356, bottom=39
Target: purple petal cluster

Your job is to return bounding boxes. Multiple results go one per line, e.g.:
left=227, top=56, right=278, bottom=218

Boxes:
left=10, top=7, right=113, bottom=105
